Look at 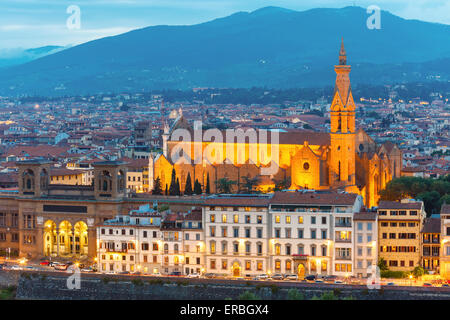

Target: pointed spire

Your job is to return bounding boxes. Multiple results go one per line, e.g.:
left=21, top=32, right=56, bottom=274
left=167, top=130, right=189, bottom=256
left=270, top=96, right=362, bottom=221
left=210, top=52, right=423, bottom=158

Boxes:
left=339, top=37, right=347, bottom=65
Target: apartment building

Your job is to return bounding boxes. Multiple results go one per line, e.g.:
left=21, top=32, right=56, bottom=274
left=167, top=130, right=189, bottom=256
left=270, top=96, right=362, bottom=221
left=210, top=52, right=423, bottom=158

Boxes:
left=181, top=210, right=204, bottom=275
left=202, top=191, right=363, bottom=278
left=421, top=216, right=440, bottom=273
left=97, top=204, right=162, bottom=274
left=353, top=211, right=378, bottom=277
left=203, top=195, right=271, bottom=277
left=440, top=204, right=450, bottom=280
left=377, top=200, right=426, bottom=271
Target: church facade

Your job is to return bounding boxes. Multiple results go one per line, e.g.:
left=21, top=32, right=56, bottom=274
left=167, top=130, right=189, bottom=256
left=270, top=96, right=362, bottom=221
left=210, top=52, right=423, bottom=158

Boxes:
left=152, top=41, right=402, bottom=208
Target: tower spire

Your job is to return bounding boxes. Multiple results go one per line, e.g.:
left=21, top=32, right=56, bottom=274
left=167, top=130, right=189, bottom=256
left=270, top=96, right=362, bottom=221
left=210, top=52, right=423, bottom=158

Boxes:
left=339, top=37, right=347, bottom=65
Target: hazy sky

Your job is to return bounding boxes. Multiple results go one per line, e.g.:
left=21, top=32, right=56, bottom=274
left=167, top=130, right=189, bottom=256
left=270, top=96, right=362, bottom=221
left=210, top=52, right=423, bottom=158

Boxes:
left=0, top=0, right=449, bottom=50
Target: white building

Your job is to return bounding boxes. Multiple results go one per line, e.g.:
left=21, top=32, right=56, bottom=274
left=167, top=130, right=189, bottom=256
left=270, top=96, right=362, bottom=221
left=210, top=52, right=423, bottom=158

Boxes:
left=353, top=212, right=378, bottom=278
left=203, top=195, right=271, bottom=277
left=97, top=203, right=163, bottom=274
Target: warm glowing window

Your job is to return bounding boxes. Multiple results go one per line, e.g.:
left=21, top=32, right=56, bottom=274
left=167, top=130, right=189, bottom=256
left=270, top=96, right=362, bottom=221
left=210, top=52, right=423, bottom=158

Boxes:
left=210, top=241, right=216, bottom=254
left=245, top=261, right=251, bottom=270
left=275, top=244, right=281, bottom=255
left=210, top=215, right=215, bottom=223
left=298, top=216, right=303, bottom=224
left=275, top=260, right=281, bottom=270
left=233, top=215, right=239, bottom=223
left=275, top=216, right=280, bottom=223
left=222, top=214, right=227, bottom=223
left=257, top=262, right=263, bottom=271
left=286, top=216, right=291, bottom=224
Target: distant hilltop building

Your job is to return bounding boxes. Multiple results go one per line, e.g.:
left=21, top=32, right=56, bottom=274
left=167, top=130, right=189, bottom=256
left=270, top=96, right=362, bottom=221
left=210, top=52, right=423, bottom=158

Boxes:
left=151, top=40, right=402, bottom=208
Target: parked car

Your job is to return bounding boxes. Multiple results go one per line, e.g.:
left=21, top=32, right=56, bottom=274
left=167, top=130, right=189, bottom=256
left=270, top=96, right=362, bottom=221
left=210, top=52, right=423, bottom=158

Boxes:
left=423, top=283, right=433, bottom=287
left=151, top=272, right=162, bottom=277
left=25, top=266, right=38, bottom=271
left=324, top=275, right=338, bottom=283
left=39, top=260, right=50, bottom=266
left=285, top=274, right=298, bottom=281
left=11, top=265, right=23, bottom=271
left=204, top=273, right=216, bottom=279
left=54, top=264, right=69, bottom=271
left=81, top=267, right=95, bottom=273
left=305, top=274, right=316, bottom=281
left=441, top=284, right=449, bottom=288
left=255, top=274, right=269, bottom=280
left=315, top=279, right=324, bottom=283
left=118, top=271, right=130, bottom=275
left=271, top=273, right=284, bottom=280
left=187, top=273, right=200, bottom=278
left=334, top=280, right=343, bottom=284
left=386, top=282, right=396, bottom=286
left=169, top=271, right=182, bottom=276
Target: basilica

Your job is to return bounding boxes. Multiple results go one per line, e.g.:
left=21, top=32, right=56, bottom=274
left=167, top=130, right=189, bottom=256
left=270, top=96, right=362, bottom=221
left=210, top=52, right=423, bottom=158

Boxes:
left=152, top=40, right=402, bottom=208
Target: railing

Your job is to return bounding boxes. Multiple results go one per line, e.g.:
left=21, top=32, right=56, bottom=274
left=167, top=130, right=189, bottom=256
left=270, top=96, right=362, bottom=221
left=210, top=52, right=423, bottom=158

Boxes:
left=106, top=248, right=127, bottom=253
left=335, top=239, right=351, bottom=243
left=335, top=256, right=352, bottom=260
left=335, top=223, right=352, bottom=228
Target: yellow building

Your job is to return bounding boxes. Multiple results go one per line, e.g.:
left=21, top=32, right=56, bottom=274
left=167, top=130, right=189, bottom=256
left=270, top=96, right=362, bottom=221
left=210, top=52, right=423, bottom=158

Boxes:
left=440, top=204, right=450, bottom=280
left=377, top=200, right=426, bottom=271
left=152, top=40, right=402, bottom=208
left=50, top=168, right=86, bottom=185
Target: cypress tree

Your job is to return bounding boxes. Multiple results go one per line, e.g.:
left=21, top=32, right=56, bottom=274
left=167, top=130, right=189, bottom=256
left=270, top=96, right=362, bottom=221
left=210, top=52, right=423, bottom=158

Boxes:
left=165, top=184, right=168, bottom=196
left=194, top=179, right=202, bottom=195
left=175, top=178, right=181, bottom=196
left=184, top=172, right=193, bottom=195
left=206, top=173, right=211, bottom=194
left=152, top=177, right=163, bottom=195
left=169, top=168, right=177, bottom=195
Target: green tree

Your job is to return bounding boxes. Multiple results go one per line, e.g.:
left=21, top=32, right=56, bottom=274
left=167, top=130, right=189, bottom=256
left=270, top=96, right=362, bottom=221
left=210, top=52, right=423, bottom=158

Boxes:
left=378, top=258, right=388, bottom=272
left=417, top=191, right=441, bottom=215
left=164, top=184, right=168, bottom=196
left=274, top=177, right=290, bottom=191
left=241, top=175, right=260, bottom=193
left=175, top=178, right=181, bottom=196
left=152, top=177, right=163, bottom=195
left=193, top=179, right=202, bottom=195
left=184, top=172, right=193, bottom=195
left=217, top=177, right=237, bottom=194
left=169, top=169, right=177, bottom=196
left=412, top=266, right=425, bottom=278
left=205, top=173, right=211, bottom=194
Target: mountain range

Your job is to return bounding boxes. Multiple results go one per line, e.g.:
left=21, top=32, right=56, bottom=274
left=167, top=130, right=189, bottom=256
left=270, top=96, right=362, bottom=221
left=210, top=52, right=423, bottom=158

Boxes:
left=0, top=6, right=449, bottom=97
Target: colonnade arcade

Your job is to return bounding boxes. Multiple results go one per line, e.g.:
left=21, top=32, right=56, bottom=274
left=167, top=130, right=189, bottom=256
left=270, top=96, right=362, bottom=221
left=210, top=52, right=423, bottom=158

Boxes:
left=43, top=219, right=88, bottom=257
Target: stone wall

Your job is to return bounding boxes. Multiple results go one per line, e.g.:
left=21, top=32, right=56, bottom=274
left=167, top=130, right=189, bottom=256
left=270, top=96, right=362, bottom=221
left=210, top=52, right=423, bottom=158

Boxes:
left=15, top=273, right=450, bottom=300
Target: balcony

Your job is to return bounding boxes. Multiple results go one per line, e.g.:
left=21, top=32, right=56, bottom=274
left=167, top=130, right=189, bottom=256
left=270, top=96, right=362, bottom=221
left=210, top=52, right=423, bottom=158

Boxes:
left=335, top=256, right=352, bottom=261
left=106, top=248, right=127, bottom=253
left=335, top=223, right=352, bottom=228
left=335, top=239, right=351, bottom=243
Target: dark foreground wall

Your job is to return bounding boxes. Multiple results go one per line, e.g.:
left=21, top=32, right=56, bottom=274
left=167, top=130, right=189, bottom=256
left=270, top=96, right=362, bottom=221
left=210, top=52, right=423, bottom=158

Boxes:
left=15, top=274, right=450, bottom=300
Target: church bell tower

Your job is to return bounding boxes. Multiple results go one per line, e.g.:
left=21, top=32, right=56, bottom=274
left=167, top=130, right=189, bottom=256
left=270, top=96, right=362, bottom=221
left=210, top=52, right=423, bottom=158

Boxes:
left=329, top=38, right=356, bottom=187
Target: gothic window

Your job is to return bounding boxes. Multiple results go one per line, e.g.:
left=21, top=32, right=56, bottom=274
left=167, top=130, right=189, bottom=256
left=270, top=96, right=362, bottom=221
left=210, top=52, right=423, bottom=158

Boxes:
left=303, top=162, right=310, bottom=170
left=359, top=144, right=364, bottom=152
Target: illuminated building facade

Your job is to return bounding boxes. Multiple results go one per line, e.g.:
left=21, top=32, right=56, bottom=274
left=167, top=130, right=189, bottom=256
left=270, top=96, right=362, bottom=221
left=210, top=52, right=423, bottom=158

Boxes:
left=440, top=205, right=450, bottom=280
left=203, top=191, right=363, bottom=278
left=377, top=200, right=425, bottom=271
left=152, top=40, right=402, bottom=209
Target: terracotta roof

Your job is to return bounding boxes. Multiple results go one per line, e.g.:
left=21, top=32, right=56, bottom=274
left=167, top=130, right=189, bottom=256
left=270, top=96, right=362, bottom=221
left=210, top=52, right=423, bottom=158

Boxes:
left=421, top=218, right=441, bottom=234
left=353, top=212, right=377, bottom=221
left=378, top=200, right=423, bottom=210
left=204, top=196, right=271, bottom=207
left=170, top=128, right=330, bottom=146
left=270, top=191, right=359, bottom=206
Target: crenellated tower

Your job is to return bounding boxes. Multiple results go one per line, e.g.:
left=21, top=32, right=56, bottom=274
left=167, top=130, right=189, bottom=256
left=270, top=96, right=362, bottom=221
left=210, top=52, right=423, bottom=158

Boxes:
left=329, top=38, right=356, bottom=187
